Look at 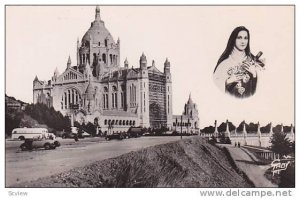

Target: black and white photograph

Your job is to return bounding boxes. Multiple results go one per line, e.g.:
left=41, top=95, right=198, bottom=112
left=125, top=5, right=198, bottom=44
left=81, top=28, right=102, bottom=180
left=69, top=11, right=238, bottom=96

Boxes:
left=3, top=2, right=297, bottom=198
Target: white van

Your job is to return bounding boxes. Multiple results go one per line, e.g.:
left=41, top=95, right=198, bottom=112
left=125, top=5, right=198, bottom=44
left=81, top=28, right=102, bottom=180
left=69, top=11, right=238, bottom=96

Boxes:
left=11, top=128, right=49, bottom=140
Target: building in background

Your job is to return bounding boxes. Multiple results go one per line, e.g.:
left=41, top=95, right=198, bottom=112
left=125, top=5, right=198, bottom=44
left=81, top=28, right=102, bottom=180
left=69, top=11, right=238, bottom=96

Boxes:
left=172, top=94, right=200, bottom=134
left=33, top=6, right=176, bottom=134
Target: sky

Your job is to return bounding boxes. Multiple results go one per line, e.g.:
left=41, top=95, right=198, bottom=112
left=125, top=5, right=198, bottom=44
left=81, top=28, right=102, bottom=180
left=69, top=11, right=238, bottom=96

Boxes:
left=5, top=5, right=294, bottom=128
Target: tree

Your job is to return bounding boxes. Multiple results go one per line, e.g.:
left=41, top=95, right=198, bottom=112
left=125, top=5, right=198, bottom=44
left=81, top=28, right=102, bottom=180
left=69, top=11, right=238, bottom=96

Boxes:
left=24, top=103, right=70, bottom=131
left=208, top=135, right=217, bottom=145
left=260, top=123, right=271, bottom=133
left=201, top=125, right=214, bottom=134
left=279, top=162, right=295, bottom=187
left=219, top=133, right=231, bottom=144
left=81, top=122, right=96, bottom=136
left=270, top=131, right=292, bottom=157
left=247, top=122, right=258, bottom=133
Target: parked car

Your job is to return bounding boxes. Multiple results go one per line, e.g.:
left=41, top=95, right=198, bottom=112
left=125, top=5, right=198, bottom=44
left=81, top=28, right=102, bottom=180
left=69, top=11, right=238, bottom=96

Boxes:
left=47, top=133, right=56, bottom=140
left=61, top=132, right=75, bottom=139
left=127, top=127, right=143, bottom=138
left=20, top=138, right=60, bottom=151
left=105, top=132, right=125, bottom=140
left=80, top=131, right=91, bottom=138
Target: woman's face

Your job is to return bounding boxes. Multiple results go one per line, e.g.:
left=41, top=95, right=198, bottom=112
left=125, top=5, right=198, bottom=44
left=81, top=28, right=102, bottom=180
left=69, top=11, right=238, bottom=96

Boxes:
left=235, top=30, right=248, bottom=51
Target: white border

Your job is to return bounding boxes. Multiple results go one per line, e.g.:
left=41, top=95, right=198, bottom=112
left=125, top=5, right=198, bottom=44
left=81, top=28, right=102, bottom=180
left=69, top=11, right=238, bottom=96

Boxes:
left=1, top=0, right=298, bottom=198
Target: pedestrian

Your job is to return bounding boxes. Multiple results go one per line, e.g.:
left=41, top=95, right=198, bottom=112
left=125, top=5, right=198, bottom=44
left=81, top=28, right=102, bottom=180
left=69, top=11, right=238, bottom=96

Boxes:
left=234, top=142, right=237, bottom=147
left=238, top=142, right=240, bottom=148
left=74, top=133, right=79, bottom=142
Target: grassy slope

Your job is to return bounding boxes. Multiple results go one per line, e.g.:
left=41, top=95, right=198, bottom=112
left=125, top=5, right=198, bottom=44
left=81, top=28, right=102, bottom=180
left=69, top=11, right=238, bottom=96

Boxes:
left=16, top=137, right=253, bottom=187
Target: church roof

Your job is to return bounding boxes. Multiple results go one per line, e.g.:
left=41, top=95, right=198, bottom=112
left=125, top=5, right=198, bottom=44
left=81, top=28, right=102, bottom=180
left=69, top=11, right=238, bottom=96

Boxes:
left=148, top=65, right=163, bottom=74
left=81, top=7, right=115, bottom=46
left=34, top=75, right=39, bottom=81
left=101, top=67, right=141, bottom=82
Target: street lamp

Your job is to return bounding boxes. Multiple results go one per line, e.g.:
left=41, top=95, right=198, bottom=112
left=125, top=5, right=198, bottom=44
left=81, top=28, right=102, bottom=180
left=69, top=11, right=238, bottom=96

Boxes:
left=175, top=117, right=178, bottom=133
left=187, top=118, right=190, bottom=134
left=180, top=115, right=183, bottom=139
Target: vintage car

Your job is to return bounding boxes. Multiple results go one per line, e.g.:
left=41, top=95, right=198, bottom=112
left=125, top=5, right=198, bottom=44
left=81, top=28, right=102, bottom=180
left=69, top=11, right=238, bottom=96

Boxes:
left=80, top=131, right=91, bottom=138
left=127, top=127, right=144, bottom=138
left=105, top=132, right=125, bottom=140
left=61, top=132, right=76, bottom=139
left=20, top=138, right=60, bottom=151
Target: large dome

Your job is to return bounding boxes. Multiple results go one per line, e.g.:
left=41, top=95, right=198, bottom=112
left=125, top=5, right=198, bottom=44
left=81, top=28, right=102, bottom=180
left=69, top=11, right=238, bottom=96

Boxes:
left=81, top=7, right=115, bottom=46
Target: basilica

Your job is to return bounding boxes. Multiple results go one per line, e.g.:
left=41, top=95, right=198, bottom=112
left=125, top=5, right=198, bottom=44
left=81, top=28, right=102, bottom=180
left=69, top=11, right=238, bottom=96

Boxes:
left=33, top=6, right=199, bottom=134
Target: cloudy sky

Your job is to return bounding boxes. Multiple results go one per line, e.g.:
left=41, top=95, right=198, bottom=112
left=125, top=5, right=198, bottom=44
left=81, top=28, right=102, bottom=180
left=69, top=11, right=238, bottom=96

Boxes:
left=6, top=5, right=294, bottom=128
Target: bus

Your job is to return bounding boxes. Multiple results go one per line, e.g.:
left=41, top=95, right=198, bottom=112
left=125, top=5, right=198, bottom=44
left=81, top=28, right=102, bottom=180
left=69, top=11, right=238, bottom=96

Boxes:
left=11, top=128, right=49, bottom=140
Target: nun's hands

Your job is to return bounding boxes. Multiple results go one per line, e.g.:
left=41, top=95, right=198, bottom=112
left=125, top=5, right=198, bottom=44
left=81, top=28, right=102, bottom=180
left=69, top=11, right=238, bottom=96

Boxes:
left=226, top=74, right=244, bottom=84
left=242, top=61, right=258, bottom=78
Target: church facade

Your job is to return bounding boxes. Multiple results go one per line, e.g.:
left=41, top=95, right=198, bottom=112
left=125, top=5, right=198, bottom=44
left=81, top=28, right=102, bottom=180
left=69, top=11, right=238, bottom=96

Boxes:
left=33, top=6, right=174, bottom=134
left=172, top=94, right=200, bottom=134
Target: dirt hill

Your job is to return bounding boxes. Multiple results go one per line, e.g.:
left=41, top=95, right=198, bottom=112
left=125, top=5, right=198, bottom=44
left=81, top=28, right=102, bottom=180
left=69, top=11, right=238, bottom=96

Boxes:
left=16, top=137, right=253, bottom=187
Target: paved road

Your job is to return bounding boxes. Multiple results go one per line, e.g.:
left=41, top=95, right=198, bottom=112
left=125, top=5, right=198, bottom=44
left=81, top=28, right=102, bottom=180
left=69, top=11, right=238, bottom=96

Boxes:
left=6, top=136, right=185, bottom=187
left=223, top=144, right=277, bottom=187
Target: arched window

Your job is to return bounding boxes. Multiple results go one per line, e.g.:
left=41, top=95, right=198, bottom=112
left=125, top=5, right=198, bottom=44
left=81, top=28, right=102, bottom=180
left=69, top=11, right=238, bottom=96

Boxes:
left=103, top=94, right=106, bottom=109
left=110, top=54, right=112, bottom=64
left=104, top=119, right=107, bottom=125
left=61, top=95, right=64, bottom=109
left=130, top=86, right=132, bottom=106
left=129, top=121, right=132, bottom=126
left=123, top=120, right=125, bottom=125
left=102, top=53, right=106, bottom=64
left=93, top=53, right=97, bottom=65
left=112, top=86, right=118, bottom=108
left=104, top=87, right=108, bottom=92
left=68, top=90, right=71, bottom=108
left=87, top=54, right=90, bottom=64
left=72, top=89, right=75, bottom=104
left=64, top=92, right=67, bottom=109
left=114, top=93, right=117, bottom=108
left=103, top=86, right=109, bottom=109
left=133, top=121, right=135, bottom=126
left=83, top=54, right=86, bottom=64
left=126, top=120, right=129, bottom=125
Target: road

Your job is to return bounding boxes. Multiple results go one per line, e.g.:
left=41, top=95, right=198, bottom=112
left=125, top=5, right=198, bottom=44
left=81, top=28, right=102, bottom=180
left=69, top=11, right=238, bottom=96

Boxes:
left=5, top=136, right=185, bottom=187
left=223, top=144, right=277, bottom=187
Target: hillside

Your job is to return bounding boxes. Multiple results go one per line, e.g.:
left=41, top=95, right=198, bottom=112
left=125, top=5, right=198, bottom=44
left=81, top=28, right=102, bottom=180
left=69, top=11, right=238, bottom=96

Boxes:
left=5, top=94, right=70, bottom=137
left=16, top=137, right=253, bottom=187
